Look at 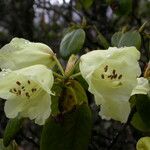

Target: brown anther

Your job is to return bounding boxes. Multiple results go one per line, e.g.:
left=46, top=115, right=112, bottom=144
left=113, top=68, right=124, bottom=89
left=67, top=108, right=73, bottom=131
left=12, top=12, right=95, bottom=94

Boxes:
left=118, top=74, right=122, bottom=79
left=9, top=89, right=13, bottom=93
left=16, top=81, right=21, bottom=86
left=101, top=74, right=105, bottom=79
left=21, top=86, right=25, bottom=89
left=13, top=88, right=17, bottom=92
left=18, top=90, right=21, bottom=95
left=31, top=88, right=37, bottom=92
left=114, top=74, right=117, bottom=79
left=111, top=76, right=114, bottom=80
left=108, top=75, right=112, bottom=78
left=28, top=80, right=31, bottom=84
left=112, top=69, right=116, bottom=75
left=25, top=92, right=30, bottom=98
left=104, top=65, right=108, bottom=72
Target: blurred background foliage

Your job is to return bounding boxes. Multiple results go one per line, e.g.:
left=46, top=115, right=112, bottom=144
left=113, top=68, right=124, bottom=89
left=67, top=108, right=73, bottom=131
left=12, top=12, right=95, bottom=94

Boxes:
left=0, top=0, right=150, bottom=150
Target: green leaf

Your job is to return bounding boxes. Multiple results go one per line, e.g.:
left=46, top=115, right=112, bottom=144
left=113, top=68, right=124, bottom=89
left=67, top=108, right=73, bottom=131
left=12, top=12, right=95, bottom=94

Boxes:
left=3, top=117, right=23, bottom=147
left=136, top=94, right=150, bottom=127
left=80, top=0, right=94, bottom=9
left=69, top=80, right=88, bottom=104
left=110, top=0, right=132, bottom=16
left=75, top=75, right=89, bottom=90
left=111, top=32, right=123, bottom=47
left=118, top=31, right=141, bottom=50
left=58, top=80, right=88, bottom=113
left=97, top=33, right=109, bottom=49
left=40, top=104, right=92, bottom=150
left=0, top=139, right=18, bottom=150
left=129, top=95, right=137, bottom=108
left=51, top=83, right=63, bottom=116
left=60, top=86, right=77, bottom=112
left=60, top=29, right=85, bottom=59
left=131, top=112, right=150, bottom=132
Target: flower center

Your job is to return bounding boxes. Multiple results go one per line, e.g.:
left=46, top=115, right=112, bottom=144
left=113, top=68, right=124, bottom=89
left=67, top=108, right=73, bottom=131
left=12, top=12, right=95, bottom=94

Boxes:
left=100, top=65, right=123, bottom=87
left=9, top=80, right=38, bottom=99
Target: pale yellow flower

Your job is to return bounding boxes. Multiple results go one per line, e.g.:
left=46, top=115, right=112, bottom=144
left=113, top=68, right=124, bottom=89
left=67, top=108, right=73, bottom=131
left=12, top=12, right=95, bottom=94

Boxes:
left=136, top=137, right=150, bottom=150
left=0, top=38, right=55, bottom=70
left=80, top=47, right=141, bottom=122
left=0, top=65, right=54, bottom=125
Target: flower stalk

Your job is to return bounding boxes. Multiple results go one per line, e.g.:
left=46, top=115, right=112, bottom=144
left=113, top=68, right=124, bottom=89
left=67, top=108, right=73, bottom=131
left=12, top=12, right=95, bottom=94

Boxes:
left=53, top=72, right=64, bottom=79
left=53, top=54, right=65, bottom=76
left=70, top=72, right=81, bottom=79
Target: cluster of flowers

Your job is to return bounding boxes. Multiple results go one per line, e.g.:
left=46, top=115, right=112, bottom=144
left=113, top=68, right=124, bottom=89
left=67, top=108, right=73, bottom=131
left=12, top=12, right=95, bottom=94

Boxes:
left=0, top=38, right=149, bottom=125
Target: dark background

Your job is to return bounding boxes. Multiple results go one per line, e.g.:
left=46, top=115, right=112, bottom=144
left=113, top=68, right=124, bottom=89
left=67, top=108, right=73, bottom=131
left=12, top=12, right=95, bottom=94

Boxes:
left=0, top=0, right=150, bottom=149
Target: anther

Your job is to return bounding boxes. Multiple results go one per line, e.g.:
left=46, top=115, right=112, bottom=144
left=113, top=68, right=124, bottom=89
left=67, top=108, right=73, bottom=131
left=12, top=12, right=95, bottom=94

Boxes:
left=111, top=76, right=114, bottom=80
left=108, top=75, right=112, bottom=78
left=31, top=88, right=37, bottom=92
left=21, top=86, right=25, bottom=89
left=25, top=92, right=30, bottom=98
left=118, top=74, right=122, bottom=79
left=27, top=80, right=31, bottom=84
left=113, top=74, right=117, bottom=79
left=18, top=90, right=21, bottom=95
left=13, top=88, right=17, bottom=92
left=104, top=65, right=108, bottom=72
left=112, top=69, right=116, bottom=75
left=9, top=89, right=13, bottom=93
left=16, top=81, right=21, bottom=86
left=101, top=74, right=105, bottom=79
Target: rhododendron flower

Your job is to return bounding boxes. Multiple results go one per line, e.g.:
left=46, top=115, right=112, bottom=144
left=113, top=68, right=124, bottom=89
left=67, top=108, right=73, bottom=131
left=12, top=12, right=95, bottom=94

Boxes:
left=136, top=137, right=150, bottom=150
left=0, top=65, right=54, bottom=125
left=80, top=47, right=141, bottom=123
left=0, top=38, right=55, bottom=70
left=132, top=77, right=150, bottom=95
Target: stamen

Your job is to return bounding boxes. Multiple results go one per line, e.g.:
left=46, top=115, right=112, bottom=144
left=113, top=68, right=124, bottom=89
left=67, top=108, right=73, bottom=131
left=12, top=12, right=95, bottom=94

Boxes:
left=101, top=74, right=105, bottom=79
left=13, top=88, right=17, bottom=92
left=111, top=76, right=114, bottom=80
left=9, top=89, right=13, bottom=93
left=118, top=74, right=122, bottom=79
left=25, top=92, right=30, bottom=98
left=16, top=81, right=21, bottom=86
left=112, top=69, right=116, bottom=75
left=104, top=65, right=108, bottom=72
left=108, top=75, right=112, bottom=78
left=18, top=90, right=21, bottom=95
left=31, top=88, right=37, bottom=92
left=113, top=74, right=117, bottom=79
left=27, top=80, right=31, bottom=84
left=21, top=86, right=25, bottom=89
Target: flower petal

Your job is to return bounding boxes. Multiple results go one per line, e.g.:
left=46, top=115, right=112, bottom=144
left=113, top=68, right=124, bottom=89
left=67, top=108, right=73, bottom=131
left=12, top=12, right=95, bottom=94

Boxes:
left=132, top=77, right=150, bottom=95
left=4, top=98, right=26, bottom=118
left=0, top=38, right=55, bottom=70
left=80, top=46, right=140, bottom=80
left=21, top=91, right=51, bottom=125
left=14, top=65, right=54, bottom=93
left=95, top=95, right=130, bottom=122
